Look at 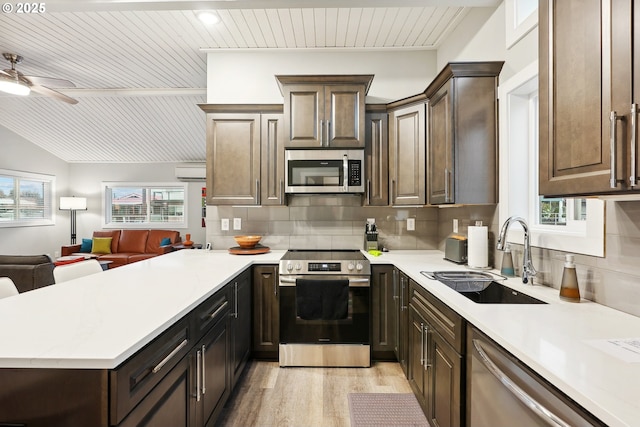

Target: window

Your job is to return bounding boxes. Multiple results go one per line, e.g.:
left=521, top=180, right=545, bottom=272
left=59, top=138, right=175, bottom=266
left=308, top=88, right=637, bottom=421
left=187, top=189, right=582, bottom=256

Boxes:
left=0, top=169, right=55, bottom=227
left=103, top=182, right=187, bottom=228
left=498, top=62, right=605, bottom=256
left=505, top=0, right=538, bottom=48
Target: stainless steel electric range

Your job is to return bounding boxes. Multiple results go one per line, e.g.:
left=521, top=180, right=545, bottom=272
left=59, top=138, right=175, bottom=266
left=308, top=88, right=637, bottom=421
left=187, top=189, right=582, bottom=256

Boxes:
left=278, top=249, right=371, bottom=367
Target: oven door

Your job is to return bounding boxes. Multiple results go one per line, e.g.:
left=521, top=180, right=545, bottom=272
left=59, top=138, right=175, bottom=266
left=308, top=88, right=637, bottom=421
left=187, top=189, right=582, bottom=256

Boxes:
left=279, top=275, right=370, bottom=344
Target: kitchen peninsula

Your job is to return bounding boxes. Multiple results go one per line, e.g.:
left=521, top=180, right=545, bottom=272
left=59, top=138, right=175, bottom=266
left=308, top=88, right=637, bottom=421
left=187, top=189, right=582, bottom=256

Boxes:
left=0, top=249, right=638, bottom=427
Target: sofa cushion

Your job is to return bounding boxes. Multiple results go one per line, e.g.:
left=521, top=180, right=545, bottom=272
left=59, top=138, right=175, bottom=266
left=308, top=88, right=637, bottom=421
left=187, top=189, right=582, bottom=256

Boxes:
left=93, top=230, right=121, bottom=253
left=118, top=229, right=149, bottom=254
left=92, top=237, right=112, bottom=254
left=146, top=230, right=180, bottom=255
left=128, top=253, right=158, bottom=263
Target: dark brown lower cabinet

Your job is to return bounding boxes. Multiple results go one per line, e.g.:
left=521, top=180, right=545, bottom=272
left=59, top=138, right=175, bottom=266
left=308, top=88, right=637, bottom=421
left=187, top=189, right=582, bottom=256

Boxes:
left=252, top=265, right=279, bottom=359
left=0, top=271, right=246, bottom=427
left=371, top=265, right=396, bottom=360
left=408, top=279, right=464, bottom=427
left=396, top=269, right=410, bottom=376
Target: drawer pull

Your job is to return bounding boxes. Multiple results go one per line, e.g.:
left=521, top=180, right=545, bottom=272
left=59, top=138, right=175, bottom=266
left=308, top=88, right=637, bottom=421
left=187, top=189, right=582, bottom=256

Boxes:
left=209, top=300, right=229, bottom=319
left=152, top=338, right=188, bottom=374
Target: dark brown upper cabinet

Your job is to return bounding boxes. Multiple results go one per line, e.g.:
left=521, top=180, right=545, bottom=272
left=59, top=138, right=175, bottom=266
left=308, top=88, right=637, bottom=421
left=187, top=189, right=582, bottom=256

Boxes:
left=425, top=62, right=504, bottom=205
left=276, top=75, right=373, bottom=148
left=539, top=0, right=640, bottom=196
left=365, top=107, right=389, bottom=206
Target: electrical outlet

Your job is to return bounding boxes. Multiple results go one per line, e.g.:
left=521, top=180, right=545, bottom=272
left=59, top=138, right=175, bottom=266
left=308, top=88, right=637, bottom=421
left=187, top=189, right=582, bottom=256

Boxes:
left=221, top=218, right=229, bottom=231
left=407, top=218, right=415, bottom=231
left=453, top=218, right=459, bottom=233
left=233, top=218, right=242, bottom=230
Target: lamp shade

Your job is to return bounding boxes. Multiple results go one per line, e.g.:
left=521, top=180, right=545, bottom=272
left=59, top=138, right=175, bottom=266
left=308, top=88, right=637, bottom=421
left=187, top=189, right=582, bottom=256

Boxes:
left=59, top=196, right=87, bottom=210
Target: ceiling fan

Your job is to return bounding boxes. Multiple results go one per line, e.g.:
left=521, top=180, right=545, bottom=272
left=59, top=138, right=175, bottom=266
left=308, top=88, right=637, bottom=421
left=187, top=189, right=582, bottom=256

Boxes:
left=0, top=53, right=78, bottom=104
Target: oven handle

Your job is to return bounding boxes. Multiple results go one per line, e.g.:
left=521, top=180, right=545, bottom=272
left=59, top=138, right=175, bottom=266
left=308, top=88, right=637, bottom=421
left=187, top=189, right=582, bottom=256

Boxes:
left=279, top=277, right=370, bottom=287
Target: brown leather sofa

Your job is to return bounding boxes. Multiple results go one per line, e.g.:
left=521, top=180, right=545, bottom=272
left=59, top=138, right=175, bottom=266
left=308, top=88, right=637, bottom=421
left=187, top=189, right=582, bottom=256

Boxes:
left=61, top=229, right=182, bottom=268
left=0, top=254, right=55, bottom=293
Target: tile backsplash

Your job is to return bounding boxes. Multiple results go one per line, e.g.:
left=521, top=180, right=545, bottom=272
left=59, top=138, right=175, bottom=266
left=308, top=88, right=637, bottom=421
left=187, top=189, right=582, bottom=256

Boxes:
left=206, top=197, right=640, bottom=318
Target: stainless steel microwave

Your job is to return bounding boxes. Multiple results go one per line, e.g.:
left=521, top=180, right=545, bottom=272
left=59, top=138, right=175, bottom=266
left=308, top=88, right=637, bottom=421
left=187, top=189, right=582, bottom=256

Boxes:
left=285, top=149, right=365, bottom=194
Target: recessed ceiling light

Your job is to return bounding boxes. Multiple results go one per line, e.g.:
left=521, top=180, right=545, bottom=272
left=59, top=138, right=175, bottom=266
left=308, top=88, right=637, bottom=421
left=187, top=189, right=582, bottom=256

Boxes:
left=197, top=11, right=220, bottom=25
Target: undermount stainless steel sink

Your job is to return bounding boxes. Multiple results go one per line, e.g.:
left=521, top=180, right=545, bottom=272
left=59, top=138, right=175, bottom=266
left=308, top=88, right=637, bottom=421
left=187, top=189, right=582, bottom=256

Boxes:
left=457, top=281, right=546, bottom=304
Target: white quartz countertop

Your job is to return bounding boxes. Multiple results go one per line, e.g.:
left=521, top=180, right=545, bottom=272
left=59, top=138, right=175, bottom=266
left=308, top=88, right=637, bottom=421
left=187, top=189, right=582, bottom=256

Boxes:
left=0, top=248, right=638, bottom=426
left=364, top=250, right=640, bottom=427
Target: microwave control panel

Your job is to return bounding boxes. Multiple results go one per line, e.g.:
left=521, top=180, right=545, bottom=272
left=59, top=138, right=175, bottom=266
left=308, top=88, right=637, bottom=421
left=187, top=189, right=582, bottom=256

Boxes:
left=348, top=160, right=362, bottom=186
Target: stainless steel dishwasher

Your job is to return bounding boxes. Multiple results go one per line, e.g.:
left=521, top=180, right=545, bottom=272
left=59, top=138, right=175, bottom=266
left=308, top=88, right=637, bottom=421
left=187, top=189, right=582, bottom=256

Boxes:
left=467, top=326, right=606, bottom=427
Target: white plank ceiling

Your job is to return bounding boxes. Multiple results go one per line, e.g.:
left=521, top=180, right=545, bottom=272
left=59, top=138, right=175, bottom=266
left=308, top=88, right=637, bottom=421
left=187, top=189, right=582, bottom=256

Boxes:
left=0, top=0, right=499, bottom=163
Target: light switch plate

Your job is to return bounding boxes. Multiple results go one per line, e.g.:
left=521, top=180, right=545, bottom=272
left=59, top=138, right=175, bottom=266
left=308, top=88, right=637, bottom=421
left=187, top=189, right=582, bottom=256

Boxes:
left=221, top=218, right=229, bottom=231
left=453, top=218, right=459, bottom=233
left=233, top=218, right=241, bottom=230
left=407, top=218, right=415, bottom=231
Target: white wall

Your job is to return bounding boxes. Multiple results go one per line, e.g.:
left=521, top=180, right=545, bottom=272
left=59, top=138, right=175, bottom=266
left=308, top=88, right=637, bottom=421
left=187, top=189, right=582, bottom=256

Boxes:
left=69, top=163, right=207, bottom=245
left=207, top=49, right=438, bottom=103
left=0, top=126, right=70, bottom=258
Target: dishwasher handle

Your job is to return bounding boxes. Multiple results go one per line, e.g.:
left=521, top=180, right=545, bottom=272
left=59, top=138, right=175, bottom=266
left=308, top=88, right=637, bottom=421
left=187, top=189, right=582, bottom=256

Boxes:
left=472, top=339, right=571, bottom=427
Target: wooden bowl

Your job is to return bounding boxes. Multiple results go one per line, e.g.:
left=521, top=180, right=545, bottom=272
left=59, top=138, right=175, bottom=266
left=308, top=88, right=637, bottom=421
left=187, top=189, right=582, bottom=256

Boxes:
left=234, top=235, right=262, bottom=249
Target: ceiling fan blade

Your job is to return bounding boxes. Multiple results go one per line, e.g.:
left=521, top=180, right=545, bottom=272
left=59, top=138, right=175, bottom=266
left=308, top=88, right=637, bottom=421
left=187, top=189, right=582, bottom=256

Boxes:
left=0, top=69, right=11, bottom=77
left=29, top=84, right=78, bottom=105
left=24, top=75, right=76, bottom=88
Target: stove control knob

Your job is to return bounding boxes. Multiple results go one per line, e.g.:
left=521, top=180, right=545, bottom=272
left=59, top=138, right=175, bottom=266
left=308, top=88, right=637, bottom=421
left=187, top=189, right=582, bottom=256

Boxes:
left=347, top=262, right=355, bottom=271
left=286, top=262, right=293, bottom=272
left=295, top=263, right=302, bottom=271
left=356, top=263, right=364, bottom=271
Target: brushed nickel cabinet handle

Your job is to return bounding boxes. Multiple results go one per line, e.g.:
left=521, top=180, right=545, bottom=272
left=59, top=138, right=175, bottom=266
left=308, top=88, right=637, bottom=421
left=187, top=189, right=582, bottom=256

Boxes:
left=610, top=111, right=623, bottom=188
left=327, top=120, right=331, bottom=147
left=424, top=325, right=431, bottom=369
left=152, top=338, right=188, bottom=374
left=195, top=349, right=202, bottom=402
left=279, top=179, right=284, bottom=205
left=256, top=179, right=260, bottom=205
left=209, top=300, right=228, bottom=320
left=367, top=179, right=371, bottom=205
left=631, top=104, right=638, bottom=187
left=320, top=120, right=325, bottom=146
left=420, top=322, right=425, bottom=366
left=201, top=344, right=206, bottom=395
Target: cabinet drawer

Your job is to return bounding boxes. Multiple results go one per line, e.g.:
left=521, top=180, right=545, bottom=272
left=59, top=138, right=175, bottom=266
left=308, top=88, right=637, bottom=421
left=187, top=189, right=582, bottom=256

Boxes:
left=410, top=280, right=465, bottom=353
left=110, top=316, right=192, bottom=425
left=194, top=288, right=230, bottom=337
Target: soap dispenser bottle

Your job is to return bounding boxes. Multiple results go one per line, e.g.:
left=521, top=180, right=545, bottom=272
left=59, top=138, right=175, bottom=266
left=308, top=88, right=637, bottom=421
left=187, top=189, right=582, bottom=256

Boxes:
left=500, top=243, right=515, bottom=277
left=559, top=254, right=581, bottom=302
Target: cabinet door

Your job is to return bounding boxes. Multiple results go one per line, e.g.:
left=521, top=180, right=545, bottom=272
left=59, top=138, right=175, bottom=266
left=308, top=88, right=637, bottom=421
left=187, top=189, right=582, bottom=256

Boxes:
left=539, top=0, right=618, bottom=196
left=428, top=81, right=453, bottom=205
left=252, top=265, right=279, bottom=359
left=196, top=314, right=230, bottom=427
left=260, top=114, right=286, bottom=206
left=397, top=270, right=410, bottom=376
left=284, top=84, right=323, bottom=147
left=389, top=103, right=426, bottom=205
left=429, top=331, right=462, bottom=427
left=206, top=114, right=261, bottom=205
left=365, top=112, right=389, bottom=206
left=325, top=84, right=366, bottom=148
left=371, top=265, right=395, bottom=359
left=408, top=306, right=428, bottom=412
left=119, top=354, right=193, bottom=427
left=230, top=270, right=251, bottom=388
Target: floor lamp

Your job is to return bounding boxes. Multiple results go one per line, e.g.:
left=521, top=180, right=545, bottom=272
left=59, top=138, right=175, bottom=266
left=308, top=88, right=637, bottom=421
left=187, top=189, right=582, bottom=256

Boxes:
left=59, top=196, right=87, bottom=244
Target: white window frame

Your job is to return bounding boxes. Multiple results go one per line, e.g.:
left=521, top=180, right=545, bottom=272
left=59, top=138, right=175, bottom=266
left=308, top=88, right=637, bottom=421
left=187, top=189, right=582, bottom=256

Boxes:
left=505, top=0, right=538, bottom=48
left=0, top=168, right=56, bottom=228
left=498, top=61, right=605, bottom=257
left=102, top=182, right=188, bottom=229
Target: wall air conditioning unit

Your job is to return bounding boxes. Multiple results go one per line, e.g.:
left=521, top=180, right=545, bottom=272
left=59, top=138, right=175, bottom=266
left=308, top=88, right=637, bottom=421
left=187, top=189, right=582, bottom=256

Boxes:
left=175, top=164, right=206, bottom=181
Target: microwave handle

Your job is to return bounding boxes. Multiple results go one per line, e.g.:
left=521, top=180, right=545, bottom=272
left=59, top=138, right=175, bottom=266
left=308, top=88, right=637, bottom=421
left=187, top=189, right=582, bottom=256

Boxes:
left=343, top=154, right=348, bottom=192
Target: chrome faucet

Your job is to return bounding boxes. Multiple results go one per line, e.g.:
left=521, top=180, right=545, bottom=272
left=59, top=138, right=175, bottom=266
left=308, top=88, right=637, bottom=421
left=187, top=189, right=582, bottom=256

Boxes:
left=496, top=216, right=537, bottom=284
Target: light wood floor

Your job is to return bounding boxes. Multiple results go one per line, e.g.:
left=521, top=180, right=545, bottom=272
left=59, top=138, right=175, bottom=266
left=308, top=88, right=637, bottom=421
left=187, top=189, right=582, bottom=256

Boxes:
left=216, top=360, right=412, bottom=427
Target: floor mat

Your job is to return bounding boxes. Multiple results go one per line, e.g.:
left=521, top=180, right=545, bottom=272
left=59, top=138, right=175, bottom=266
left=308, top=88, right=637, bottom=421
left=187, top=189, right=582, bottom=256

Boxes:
left=348, top=393, right=429, bottom=427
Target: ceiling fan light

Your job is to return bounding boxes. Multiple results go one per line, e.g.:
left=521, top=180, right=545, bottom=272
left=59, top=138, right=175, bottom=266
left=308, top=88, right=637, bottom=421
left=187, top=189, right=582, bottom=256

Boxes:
left=197, top=11, right=220, bottom=25
left=0, top=79, right=30, bottom=96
